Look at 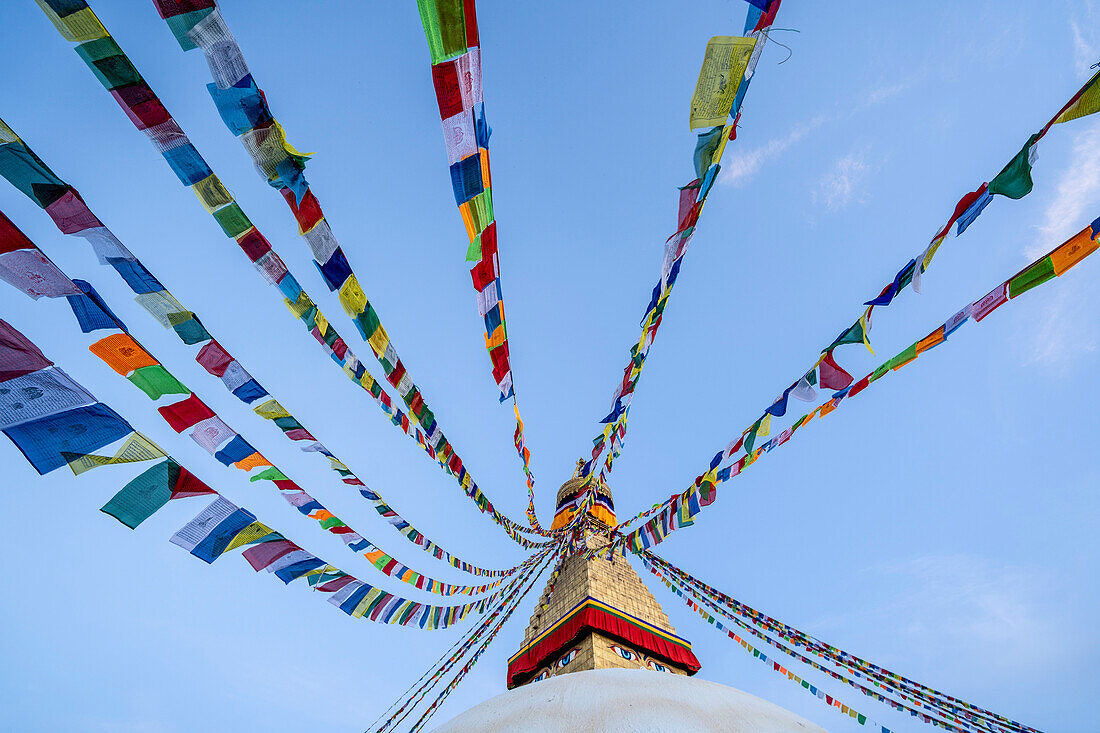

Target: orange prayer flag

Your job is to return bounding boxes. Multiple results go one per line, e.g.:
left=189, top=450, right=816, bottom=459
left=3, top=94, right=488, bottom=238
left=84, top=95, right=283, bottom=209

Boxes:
left=916, top=326, right=945, bottom=354
left=89, top=333, right=158, bottom=376
left=459, top=200, right=477, bottom=241
left=479, top=147, right=491, bottom=189
left=1050, top=227, right=1099, bottom=275
left=484, top=325, right=506, bottom=349
left=233, top=452, right=271, bottom=471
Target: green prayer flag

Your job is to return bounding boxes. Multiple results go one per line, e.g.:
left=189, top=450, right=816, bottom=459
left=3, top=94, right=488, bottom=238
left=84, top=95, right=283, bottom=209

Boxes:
left=360, top=305, right=381, bottom=338
left=212, top=202, right=253, bottom=238
left=743, top=420, right=760, bottom=453
left=825, top=320, right=865, bottom=352
left=100, top=459, right=176, bottom=528
left=75, top=38, right=141, bottom=90
left=165, top=8, right=215, bottom=51
left=250, top=467, right=288, bottom=482
left=465, top=232, right=482, bottom=262
left=321, top=324, right=339, bottom=347
left=989, top=134, right=1039, bottom=199
left=471, top=189, right=493, bottom=231
left=273, top=416, right=303, bottom=431
left=857, top=714, right=867, bottom=725
left=883, top=343, right=917, bottom=371
left=127, top=364, right=188, bottom=400
left=167, top=311, right=211, bottom=345
left=1009, top=256, right=1056, bottom=298
left=416, top=0, right=467, bottom=64
left=870, top=363, right=890, bottom=382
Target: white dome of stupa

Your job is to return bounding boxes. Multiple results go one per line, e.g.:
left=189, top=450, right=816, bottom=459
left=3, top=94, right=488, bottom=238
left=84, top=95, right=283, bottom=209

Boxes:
left=432, top=668, right=828, bottom=732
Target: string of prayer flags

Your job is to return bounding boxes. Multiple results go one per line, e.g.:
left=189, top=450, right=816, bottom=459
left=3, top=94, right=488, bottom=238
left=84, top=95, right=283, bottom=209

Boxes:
left=584, top=3, right=782, bottom=485
left=147, top=0, right=543, bottom=530
left=377, top=542, right=565, bottom=733
left=0, top=214, right=532, bottom=595
left=646, top=552, right=1040, bottom=733
left=642, top=554, right=1002, bottom=733
left=617, top=220, right=1099, bottom=553
left=623, top=67, right=1100, bottom=512
left=0, top=317, right=542, bottom=627
left=32, top=6, right=552, bottom=546
left=412, top=0, right=539, bottom=524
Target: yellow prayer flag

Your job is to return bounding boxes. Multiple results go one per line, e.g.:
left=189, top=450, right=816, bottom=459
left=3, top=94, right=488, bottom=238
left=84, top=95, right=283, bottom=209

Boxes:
left=338, top=274, right=368, bottom=317
left=313, top=310, right=329, bottom=336
left=66, top=432, right=166, bottom=475
left=253, top=399, right=291, bottom=420
left=191, top=174, right=233, bottom=213
left=34, top=1, right=108, bottom=42
left=711, top=125, right=734, bottom=166
left=922, top=236, right=945, bottom=271
left=757, top=413, right=771, bottom=437
left=689, top=36, right=756, bottom=129
left=368, top=323, right=390, bottom=356
left=0, top=118, right=20, bottom=145
left=284, top=292, right=314, bottom=319
left=225, top=522, right=275, bottom=552
left=272, top=119, right=314, bottom=159
left=1055, top=71, right=1100, bottom=125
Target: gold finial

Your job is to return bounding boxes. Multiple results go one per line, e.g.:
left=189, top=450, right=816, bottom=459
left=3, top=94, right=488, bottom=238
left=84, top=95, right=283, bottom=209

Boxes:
left=573, top=458, right=585, bottom=477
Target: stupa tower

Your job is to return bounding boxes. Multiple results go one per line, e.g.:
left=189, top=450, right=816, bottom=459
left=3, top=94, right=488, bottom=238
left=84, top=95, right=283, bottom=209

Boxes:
left=506, top=461, right=701, bottom=688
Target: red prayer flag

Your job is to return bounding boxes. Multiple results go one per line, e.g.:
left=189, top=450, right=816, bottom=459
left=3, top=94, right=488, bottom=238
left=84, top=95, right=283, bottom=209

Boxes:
left=158, top=393, right=215, bottom=432
left=470, top=258, right=495, bottom=290
left=934, top=183, right=988, bottom=241
left=151, top=0, right=215, bottom=20
left=280, top=188, right=324, bottom=234
left=0, top=212, right=35, bottom=254
left=196, top=340, right=234, bottom=377
left=818, top=350, right=853, bottom=390
left=431, top=60, right=464, bottom=119
left=236, top=228, right=272, bottom=262
left=171, top=467, right=217, bottom=499
left=386, top=361, right=407, bottom=388
left=462, top=0, right=479, bottom=47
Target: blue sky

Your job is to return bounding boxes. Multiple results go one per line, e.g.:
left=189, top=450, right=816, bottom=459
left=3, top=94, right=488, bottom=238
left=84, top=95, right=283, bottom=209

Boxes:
left=1, top=1, right=1098, bottom=731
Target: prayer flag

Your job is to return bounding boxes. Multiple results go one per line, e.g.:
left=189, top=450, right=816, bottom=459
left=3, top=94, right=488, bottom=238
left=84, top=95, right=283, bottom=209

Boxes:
left=989, top=134, right=1039, bottom=199
left=0, top=367, right=95, bottom=429
left=689, top=36, right=756, bottom=129
left=3, top=403, right=132, bottom=474
left=0, top=318, right=53, bottom=380
left=100, top=459, right=178, bottom=528
left=1008, top=257, right=1055, bottom=299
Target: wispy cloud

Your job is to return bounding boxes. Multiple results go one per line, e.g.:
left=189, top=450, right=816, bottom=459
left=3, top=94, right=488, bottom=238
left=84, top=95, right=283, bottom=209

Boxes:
left=1018, top=278, right=1098, bottom=368
left=815, top=149, right=871, bottom=211
left=1070, top=1, right=1100, bottom=78
left=720, top=78, right=914, bottom=189
left=864, top=554, right=1074, bottom=673
left=721, top=114, right=827, bottom=187
left=864, top=81, right=910, bottom=108
left=1018, top=120, right=1100, bottom=368
left=1028, top=122, right=1100, bottom=259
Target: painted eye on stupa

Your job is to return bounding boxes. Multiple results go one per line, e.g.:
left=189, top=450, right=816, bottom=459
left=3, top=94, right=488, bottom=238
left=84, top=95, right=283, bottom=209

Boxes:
left=609, top=644, right=637, bottom=661
left=647, top=660, right=670, bottom=673
left=557, top=647, right=580, bottom=668
left=533, top=668, right=551, bottom=682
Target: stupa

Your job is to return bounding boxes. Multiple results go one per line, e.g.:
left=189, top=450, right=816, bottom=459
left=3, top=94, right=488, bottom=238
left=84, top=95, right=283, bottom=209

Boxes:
left=433, top=464, right=828, bottom=732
